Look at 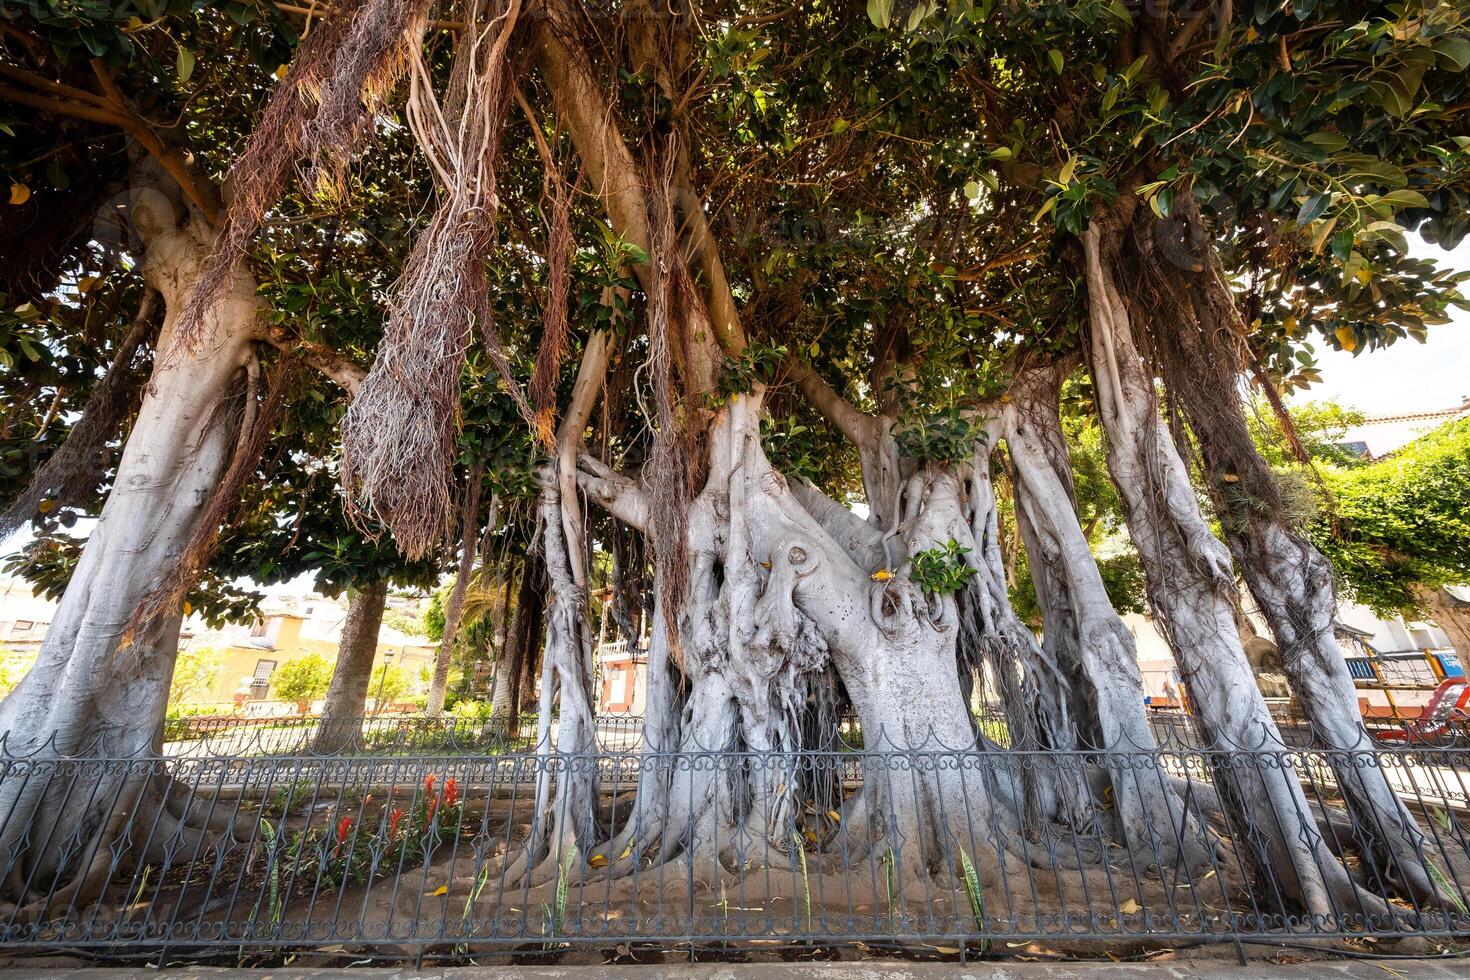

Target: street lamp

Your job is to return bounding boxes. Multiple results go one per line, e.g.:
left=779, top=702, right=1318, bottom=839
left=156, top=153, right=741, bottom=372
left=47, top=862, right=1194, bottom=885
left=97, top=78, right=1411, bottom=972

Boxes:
left=373, top=648, right=397, bottom=719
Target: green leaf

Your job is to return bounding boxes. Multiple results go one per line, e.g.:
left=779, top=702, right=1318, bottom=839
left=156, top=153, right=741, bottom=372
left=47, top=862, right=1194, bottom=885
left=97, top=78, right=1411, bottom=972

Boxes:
left=1057, top=155, right=1079, bottom=187
left=1304, top=132, right=1347, bottom=152
left=866, top=0, right=892, bottom=28
left=964, top=180, right=981, bottom=200
left=1048, top=48, right=1065, bottom=74
left=1296, top=193, right=1329, bottom=225
left=987, top=146, right=1013, bottom=161
left=1379, top=189, right=1429, bottom=210
left=176, top=45, right=195, bottom=84
left=1436, top=36, right=1470, bottom=71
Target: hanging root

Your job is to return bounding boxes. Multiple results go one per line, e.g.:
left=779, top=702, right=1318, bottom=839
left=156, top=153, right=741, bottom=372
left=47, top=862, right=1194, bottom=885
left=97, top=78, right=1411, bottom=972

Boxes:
left=528, top=128, right=576, bottom=446
left=643, top=143, right=706, bottom=649
left=173, top=0, right=431, bottom=352
left=340, top=0, right=521, bottom=557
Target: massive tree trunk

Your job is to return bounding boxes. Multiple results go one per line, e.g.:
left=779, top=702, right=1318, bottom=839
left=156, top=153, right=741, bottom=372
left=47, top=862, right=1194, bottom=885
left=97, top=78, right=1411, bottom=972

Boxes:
left=1002, top=361, right=1211, bottom=866
left=1119, top=198, right=1460, bottom=908
left=1081, top=221, right=1390, bottom=917
left=570, top=388, right=1109, bottom=890
left=524, top=3, right=1095, bottom=889
left=311, top=579, right=390, bottom=754
left=0, top=176, right=262, bottom=909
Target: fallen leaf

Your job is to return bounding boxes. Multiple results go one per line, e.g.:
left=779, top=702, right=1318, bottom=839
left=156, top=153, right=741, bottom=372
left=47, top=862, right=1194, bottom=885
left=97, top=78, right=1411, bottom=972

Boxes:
left=870, top=569, right=893, bottom=581
left=1120, top=898, right=1141, bottom=914
left=430, top=885, right=448, bottom=896
left=588, top=854, right=608, bottom=868
left=8, top=183, right=30, bottom=206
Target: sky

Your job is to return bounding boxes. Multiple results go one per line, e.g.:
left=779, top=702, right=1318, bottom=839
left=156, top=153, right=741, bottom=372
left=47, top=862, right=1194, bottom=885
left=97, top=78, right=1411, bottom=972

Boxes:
left=1300, top=236, right=1470, bottom=417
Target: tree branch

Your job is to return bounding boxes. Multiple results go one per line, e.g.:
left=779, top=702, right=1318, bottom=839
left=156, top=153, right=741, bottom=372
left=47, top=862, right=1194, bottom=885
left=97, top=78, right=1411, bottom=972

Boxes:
left=533, top=1, right=745, bottom=354
left=785, top=359, right=873, bottom=447
left=576, top=456, right=650, bottom=533
left=260, top=326, right=365, bottom=394
left=0, top=68, right=220, bottom=224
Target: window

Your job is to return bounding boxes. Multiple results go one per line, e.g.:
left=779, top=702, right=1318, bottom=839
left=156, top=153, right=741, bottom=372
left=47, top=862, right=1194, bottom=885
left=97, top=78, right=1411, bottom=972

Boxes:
left=13, top=621, right=32, bottom=632
left=250, top=618, right=269, bottom=638
left=252, top=660, right=277, bottom=682
left=609, top=669, right=627, bottom=704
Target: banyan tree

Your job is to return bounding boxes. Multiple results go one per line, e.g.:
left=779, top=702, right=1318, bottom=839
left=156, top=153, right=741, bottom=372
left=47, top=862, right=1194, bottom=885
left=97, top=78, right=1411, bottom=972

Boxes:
left=1, top=0, right=1469, bottom=922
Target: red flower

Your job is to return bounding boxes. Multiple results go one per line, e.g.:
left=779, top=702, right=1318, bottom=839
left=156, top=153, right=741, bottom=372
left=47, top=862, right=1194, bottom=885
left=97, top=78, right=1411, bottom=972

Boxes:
left=442, top=777, right=458, bottom=808
left=387, top=808, right=405, bottom=841
left=426, top=795, right=439, bottom=824
left=424, top=774, right=436, bottom=798
left=333, top=815, right=355, bottom=857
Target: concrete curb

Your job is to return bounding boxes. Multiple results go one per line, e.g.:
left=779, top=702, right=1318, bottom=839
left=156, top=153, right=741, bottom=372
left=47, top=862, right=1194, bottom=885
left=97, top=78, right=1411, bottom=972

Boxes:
left=4, top=960, right=1470, bottom=979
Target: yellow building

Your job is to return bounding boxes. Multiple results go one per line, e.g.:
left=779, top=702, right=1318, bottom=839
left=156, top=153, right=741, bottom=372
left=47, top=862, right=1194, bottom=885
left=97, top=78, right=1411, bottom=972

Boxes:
left=184, top=597, right=437, bottom=710
left=0, top=579, right=437, bottom=713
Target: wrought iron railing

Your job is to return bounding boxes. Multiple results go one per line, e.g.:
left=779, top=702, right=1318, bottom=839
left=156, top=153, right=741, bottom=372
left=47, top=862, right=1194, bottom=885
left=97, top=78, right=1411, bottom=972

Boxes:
left=1, top=736, right=1468, bottom=963
left=157, top=706, right=1470, bottom=760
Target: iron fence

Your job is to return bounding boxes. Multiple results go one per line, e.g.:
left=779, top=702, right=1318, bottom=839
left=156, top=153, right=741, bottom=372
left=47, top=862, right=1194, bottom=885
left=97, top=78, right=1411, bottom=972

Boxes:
left=155, top=707, right=1470, bottom=760
left=1, top=736, right=1469, bottom=964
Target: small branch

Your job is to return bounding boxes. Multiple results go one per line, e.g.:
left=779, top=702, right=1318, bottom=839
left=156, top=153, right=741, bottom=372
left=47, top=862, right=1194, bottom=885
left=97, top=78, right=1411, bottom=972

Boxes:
left=0, top=74, right=220, bottom=223
left=0, top=82, right=130, bottom=130
left=512, top=84, right=560, bottom=179
left=87, top=57, right=126, bottom=107
left=261, top=326, right=365, bottom=394
left=672, top=62, right=709, bottom=118
left=735, top=1, right=804, bottom=26
left=785, top=358, right=873, bottom=448
left=932, top=249, right=1038, bottom=282
left=0, top=63, right=114, bottom=108
left=1167, top=3, right=1214, bottom=62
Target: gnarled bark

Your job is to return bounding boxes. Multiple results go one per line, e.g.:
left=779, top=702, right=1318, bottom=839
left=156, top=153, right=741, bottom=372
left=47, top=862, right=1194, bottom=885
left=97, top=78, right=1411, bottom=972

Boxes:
left=0, top=173, right=262, bottom=900
left=1123, top=198, right=1459, bottom=909
left=1003, top=361, right=1211, bottom=866
left=1082, top=221, right=1387, bottom=918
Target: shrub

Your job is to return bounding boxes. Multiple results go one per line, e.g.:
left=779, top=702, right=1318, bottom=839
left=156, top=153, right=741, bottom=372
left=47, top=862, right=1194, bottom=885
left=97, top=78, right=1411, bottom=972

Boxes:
left=272, top=654, right=333, bottom=712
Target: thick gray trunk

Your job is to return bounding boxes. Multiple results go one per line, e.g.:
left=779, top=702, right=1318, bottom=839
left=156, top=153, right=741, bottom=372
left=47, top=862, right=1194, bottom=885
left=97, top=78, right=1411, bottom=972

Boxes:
left=1120, top=195, right=1456, bottom=907
left=1234, top=519, right=1457, bottom=906
left=0, top=183, right=260, bottom=895
left=488, top=646, right=517, bottom=721
left=1003, top=362, right=1211, bottom=864
left=1082, top=224, right=1378, bottom=916
left=311, top=579, right=389, bottom=754
left=576, top=392, right=1031, bottom=881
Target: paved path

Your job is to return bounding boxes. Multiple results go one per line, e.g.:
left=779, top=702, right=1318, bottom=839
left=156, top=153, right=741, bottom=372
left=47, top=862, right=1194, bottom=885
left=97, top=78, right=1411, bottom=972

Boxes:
left=4, top=960, right=1470, bottom=979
